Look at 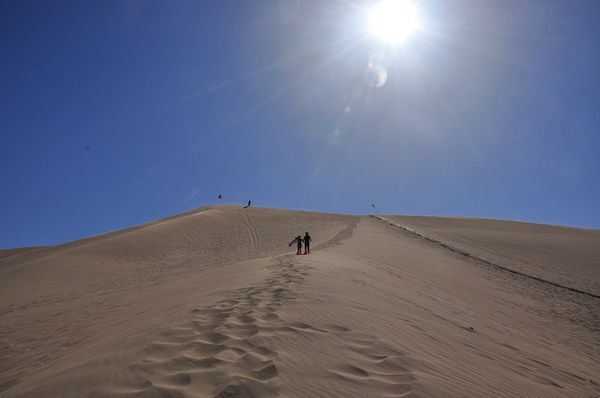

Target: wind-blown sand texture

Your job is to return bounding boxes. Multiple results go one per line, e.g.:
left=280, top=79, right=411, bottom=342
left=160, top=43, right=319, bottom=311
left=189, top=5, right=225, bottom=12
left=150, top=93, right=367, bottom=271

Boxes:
left=1, top=205, right=599, bottom=397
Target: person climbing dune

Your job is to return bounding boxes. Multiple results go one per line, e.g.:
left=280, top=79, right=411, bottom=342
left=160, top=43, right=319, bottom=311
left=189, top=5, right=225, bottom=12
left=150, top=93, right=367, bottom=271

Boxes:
left=303, top=232, right=311, bottom=254
left=289, top=234, right=303, bottom=255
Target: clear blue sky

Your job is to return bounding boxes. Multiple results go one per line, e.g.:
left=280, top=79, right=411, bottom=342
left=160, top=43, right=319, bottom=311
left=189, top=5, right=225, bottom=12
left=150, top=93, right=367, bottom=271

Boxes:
left=1, top=1, right=599, bottom=248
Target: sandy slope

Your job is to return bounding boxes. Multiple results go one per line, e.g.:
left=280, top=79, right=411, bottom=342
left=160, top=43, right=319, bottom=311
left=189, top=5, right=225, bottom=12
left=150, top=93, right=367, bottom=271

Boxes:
left=0, top=206, right=598, bottom=397
left=387, top=216, right=600, bottom=297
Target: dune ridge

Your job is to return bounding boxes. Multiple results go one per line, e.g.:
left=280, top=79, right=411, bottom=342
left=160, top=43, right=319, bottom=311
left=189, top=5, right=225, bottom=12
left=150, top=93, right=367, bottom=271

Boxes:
left=374, top=215, right=600, bottom=299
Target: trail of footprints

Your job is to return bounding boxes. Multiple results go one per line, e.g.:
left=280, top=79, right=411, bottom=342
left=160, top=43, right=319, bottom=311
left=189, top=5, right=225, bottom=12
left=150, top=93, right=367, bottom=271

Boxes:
left=103, top=256, right=415, bottom=397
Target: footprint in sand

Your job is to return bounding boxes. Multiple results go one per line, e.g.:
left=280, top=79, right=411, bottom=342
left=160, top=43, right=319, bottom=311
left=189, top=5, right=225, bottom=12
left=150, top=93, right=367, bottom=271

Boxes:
left=97, top=255, right=303, bottom=397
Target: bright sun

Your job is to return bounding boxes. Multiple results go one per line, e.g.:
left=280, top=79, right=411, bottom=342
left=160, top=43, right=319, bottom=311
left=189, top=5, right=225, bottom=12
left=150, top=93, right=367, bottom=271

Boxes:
left=367, top=0, right=421, bottom=44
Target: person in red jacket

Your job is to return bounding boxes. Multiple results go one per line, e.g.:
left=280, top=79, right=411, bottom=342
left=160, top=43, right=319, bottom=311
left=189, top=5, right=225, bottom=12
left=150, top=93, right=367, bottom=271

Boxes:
left=289, top=235, right=303, bottom=255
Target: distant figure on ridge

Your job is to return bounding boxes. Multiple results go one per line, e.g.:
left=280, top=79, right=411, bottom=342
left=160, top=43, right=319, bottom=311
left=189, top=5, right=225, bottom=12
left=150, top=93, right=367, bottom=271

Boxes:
left=303, top=232, right=312, bottom=254
left=244, top=200, right=251, bottom=209
left=289, top=234, right=303, bottom=255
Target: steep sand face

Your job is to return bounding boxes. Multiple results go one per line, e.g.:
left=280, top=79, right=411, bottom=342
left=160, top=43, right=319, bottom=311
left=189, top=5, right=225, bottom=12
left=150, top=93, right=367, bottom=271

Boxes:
left=0, top=207, right=598, bottom=397
left=0, top=206, right=353, bottom=300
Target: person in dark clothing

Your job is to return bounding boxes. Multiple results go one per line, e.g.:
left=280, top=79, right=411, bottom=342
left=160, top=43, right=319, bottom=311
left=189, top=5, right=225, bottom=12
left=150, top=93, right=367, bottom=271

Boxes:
left=289, top=235, right=303, bottom=255
left=303, top=232, right=311, bottom=254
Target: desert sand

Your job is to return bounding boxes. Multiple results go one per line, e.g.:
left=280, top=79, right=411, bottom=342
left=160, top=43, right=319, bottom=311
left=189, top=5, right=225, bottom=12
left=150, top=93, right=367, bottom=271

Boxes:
left=1, top=205, right=599, bottom=397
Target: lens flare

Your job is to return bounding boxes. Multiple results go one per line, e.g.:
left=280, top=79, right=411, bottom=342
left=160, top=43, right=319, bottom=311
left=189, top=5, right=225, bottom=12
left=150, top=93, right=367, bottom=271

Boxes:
left=364, top=62, right=388, bottom=88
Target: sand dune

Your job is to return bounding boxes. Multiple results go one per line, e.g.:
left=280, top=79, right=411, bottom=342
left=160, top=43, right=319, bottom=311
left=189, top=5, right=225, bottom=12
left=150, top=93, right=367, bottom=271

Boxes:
left=1, top=206, right=598, bottom=397
left=386, top=215, right=600, bottom=297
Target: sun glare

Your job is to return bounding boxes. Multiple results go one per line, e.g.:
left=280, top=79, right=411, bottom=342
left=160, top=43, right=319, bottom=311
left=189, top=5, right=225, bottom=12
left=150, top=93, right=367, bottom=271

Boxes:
left=367, top=0, right=421, bottom=44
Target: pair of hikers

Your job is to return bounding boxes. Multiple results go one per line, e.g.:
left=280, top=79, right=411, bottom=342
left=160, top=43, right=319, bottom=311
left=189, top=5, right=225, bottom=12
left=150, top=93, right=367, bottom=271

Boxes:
left=289, top=232, right=311, bottom=255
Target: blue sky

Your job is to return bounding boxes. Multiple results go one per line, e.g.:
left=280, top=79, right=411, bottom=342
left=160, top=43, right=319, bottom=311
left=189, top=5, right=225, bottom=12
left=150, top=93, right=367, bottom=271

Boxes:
left=1, top=0, right=599, bottom=248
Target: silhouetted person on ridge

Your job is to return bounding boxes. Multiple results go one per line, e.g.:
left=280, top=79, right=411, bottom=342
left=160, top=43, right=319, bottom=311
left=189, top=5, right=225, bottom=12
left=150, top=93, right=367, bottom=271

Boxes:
left=289, top=235, right=303, bottom=255
left=303, top=232, right=311, bottom=255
